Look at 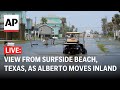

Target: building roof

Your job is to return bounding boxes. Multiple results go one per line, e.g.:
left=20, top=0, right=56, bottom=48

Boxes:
left=39, top=24, right=54, bottom=30
left=47, top=19, right=61, bottom=24
left=45, top=15, right=61, bottom=18
left=40, top=15, right=62, bottom=24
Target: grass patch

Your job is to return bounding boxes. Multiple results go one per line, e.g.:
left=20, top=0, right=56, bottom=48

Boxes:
left=13, top=40, right=29, bottom=44
left=97, top=43, right=107, bottom=52
left=0, top=40, right=29, bottom=44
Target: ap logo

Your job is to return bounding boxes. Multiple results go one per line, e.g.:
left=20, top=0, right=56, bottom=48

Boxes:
left=4, top=15, right=19, bottom=32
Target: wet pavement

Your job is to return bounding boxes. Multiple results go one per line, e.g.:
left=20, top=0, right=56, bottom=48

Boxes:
left=0, top=38, right=103, bottom=56
left=95, top=37, right=120, bottom=55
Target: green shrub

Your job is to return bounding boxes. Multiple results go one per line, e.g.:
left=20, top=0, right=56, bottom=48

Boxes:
left=97, top=44, right=107, bottom=52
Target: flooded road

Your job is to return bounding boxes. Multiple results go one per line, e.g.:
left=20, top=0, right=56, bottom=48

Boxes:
left=1, top=38, right=119, bottom=56
left=96, top=37, right=120, bottom=55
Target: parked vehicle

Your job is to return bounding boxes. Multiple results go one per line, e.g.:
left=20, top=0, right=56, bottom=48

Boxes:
left=52, top=37, right=58, bottom=39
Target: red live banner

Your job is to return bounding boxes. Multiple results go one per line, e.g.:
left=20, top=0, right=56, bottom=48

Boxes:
left=4, top=46, right=22, bottom=54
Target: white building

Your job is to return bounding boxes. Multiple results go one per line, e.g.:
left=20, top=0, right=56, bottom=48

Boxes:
left=85, top=30, right=93, bottom=38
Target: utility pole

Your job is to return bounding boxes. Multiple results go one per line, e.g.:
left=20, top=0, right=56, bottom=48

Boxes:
left=20, top=12, right=22, bottom=40
left=69, top=22, right=70, bottom=31
left=54, top=25, right=56, bottom=38
left=105, top=16, right=108, bottom=35
left=34, top=17, right=36, bottom=41
left=83, top=31, right=86, bottom=47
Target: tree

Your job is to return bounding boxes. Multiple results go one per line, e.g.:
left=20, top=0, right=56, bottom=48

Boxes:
left=101, top=18, right=107, bottom=35
left=61, top=18, right=66, bottom=27
left=106, top=22, right=114, bottom=37
left=112, top=14, right=120, bottom=30
left=107, top=22, right=113, bottom=32
left=41, top=17, right=47, bottom=24
left=71, top=25, right=75, bottom=31
left=75, top=28, right=78, bottom=32
left=64, top=25, right=70, bottom=32
left=60, top=17, right=66, bottom=37
left=94, top=31, right=99, bottom=34
left=90, top=30, right=93, bottom=34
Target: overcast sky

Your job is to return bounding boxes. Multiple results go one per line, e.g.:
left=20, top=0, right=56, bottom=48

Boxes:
left=26, top=11, right=119, bottom=32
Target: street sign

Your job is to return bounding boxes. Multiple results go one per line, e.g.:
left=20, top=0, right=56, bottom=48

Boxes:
left=4, top=15, right=19, bottom=32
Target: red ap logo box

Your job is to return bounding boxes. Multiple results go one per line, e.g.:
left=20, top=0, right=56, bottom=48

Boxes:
left=4, top=46, right=22, bottom=54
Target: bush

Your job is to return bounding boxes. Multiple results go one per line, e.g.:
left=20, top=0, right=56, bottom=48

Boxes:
left=107, top=32, right=114, bottom=37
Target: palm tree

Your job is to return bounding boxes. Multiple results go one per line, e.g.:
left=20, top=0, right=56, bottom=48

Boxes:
left=106, top=22, right=114, bottom=37
left=101, top=18, right=107, bottom=35
left=61, top=18, right=66, bottom=27
left=115, top=14, right=120, bottom=29
left=112, top=14, right=120, bottom=39
left=41, top=17, right=47, bottom=24
left=112, top=14, right=120, bottom=30
left=61, top=18, right=66, bottom=37
left=107, top=22, right=113, bottom=32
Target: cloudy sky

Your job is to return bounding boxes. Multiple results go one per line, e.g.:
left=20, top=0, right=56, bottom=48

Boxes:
left=26, top=11, right=119, bottom=32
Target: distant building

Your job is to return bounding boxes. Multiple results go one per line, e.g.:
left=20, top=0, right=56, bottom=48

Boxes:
left=38, top=24, right=53, bottom=40
left=0, top=11, right=27, bottom=40
left=41, top=15, right=62, bottom=38
left=25, top=17, right=33, bottom=40
left=85, top=30, right=94, bottom=38
left=85, top=30, right=91, bottom=34
left=26, top=17, right=32, bottom=30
